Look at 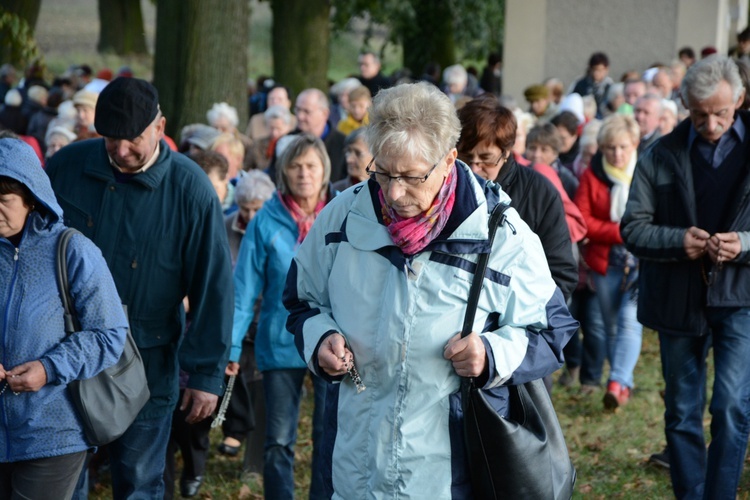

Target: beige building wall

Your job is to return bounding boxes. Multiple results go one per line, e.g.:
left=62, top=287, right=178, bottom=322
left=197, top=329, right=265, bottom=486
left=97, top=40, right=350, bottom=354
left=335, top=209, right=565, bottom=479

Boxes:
left=504, top=0, right=746, bottom=107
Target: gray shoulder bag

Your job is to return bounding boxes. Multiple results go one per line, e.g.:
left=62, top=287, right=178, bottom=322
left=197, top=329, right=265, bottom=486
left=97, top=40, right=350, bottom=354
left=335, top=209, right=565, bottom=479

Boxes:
left=56, top=228, right=150, bottom=446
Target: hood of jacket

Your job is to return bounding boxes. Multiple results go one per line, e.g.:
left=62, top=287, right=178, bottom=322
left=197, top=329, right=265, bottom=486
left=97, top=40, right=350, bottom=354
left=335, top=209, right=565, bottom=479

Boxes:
left=0, top=138, right=62, bottom=224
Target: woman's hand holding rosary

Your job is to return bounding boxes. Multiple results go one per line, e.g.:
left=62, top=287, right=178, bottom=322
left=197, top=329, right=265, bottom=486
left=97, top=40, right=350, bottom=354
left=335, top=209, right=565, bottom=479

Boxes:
left=318, top=333, right=366, bottom=393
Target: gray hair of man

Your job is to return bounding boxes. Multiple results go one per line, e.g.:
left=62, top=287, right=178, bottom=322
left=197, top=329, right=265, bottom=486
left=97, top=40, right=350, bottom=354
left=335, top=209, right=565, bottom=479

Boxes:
left=264, top=105, right=292, bottom=126
left=637, top=92, right=665, bottom=112
left=298, top=88, right=330, bottom=111
left=330, top=78, right=363, bottom=100
left=680, top=55, right=744, bottom=104
left=276, top=133, right=331, bottom=196
left=606, top=82, right=624, bottom=104
left=442, top=64, right=468, bottom=88
left=366, top=81, right=461, bottom=166
left=235, top=169, right=275, bottom=205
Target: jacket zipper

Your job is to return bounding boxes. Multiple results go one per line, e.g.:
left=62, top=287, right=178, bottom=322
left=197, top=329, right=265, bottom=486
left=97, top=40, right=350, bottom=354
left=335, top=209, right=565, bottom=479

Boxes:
left=1, top=245, right=20, bottom=460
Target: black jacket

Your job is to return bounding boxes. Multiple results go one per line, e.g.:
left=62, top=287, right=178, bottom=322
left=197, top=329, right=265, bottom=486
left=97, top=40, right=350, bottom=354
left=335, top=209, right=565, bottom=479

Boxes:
left=496, top=157, right=578, bottom=300
left=621, top=113, right=750, bottom=336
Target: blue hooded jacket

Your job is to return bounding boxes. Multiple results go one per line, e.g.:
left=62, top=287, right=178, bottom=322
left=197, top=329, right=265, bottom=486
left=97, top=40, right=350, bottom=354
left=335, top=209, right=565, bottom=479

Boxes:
left=0, top=138, right=128, bottom=461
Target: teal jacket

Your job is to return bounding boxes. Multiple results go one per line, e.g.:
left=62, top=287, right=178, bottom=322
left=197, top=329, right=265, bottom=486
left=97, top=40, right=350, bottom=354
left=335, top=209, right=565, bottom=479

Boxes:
left=232, top=192, right=308, bottom=370
left=46, top=139, right=233, bottom=418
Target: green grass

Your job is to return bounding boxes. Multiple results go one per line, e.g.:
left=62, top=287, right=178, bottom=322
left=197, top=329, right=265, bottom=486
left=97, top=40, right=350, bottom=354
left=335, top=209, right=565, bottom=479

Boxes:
left=559, top=330, right=675, bottom=498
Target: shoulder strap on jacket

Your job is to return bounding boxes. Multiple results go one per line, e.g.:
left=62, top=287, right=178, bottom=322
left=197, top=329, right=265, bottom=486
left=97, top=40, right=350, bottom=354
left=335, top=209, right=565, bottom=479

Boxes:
left=460, top=202, right=512, bottom=338
left=56, top=228, right=81, bottom=334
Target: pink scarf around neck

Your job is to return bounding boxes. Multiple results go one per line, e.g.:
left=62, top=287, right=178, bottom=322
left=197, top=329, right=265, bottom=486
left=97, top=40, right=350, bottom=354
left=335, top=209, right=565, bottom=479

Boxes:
left=378, top=167, right=457, bottom=255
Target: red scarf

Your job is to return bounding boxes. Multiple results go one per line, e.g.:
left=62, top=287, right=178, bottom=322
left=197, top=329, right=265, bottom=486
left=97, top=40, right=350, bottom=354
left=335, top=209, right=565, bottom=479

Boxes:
left=378, top=167, right=457, bottom=255
left=265, top=137, right=279, bottom=159
left=279, top=192, right=327, bottom=243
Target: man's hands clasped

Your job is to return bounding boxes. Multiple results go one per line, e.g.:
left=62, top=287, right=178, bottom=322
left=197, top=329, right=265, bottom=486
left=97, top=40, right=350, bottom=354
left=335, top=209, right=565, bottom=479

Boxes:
left=684, top=226, right=741, bottom=263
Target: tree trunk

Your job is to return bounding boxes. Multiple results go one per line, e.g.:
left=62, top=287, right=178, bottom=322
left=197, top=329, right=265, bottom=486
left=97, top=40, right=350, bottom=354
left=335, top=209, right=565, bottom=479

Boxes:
left=97, top=0, right=148, bottom=55
left=1, top=0, right=41, bottom=31
left=271, top=0, right=330, bottom=97
left=402, top=0, right=455, bottom=77
left=0, top=0, right=42, bottom=67
left=154, top=0, right=250, bottom=139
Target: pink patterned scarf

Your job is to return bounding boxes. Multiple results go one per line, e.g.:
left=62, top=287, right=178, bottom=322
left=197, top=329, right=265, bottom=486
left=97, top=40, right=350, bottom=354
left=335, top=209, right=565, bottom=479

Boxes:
left=378, top=167, right=457, bottom=255
left=279, top=192, right=327, bottom=243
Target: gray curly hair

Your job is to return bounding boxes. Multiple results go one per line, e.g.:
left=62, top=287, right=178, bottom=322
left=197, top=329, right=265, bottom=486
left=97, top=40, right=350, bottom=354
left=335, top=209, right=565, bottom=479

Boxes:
left=365, top=82, right=461, bottom=166
left=681, top=55, right=743, bottom=104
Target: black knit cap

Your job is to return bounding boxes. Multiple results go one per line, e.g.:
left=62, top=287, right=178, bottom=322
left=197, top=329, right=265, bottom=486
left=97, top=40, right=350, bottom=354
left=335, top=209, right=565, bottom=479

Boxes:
left=95, top=77, right=159, bottom=140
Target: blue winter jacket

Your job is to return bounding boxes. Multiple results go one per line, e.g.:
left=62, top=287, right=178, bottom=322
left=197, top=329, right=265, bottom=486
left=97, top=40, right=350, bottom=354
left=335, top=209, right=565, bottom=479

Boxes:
left=0, top=138, right=128, bottom=461
left=233, top=192, right=330, bottom=369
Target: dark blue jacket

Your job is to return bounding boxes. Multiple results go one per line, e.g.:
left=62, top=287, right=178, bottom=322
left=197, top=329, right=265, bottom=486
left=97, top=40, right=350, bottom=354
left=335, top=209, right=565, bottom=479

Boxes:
left=45, top=139, right=233, bottom=417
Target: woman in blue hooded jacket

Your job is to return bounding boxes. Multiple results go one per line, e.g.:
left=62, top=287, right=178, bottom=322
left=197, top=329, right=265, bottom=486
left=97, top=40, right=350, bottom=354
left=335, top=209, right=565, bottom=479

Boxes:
left=0, top=138, right=128, bottom=499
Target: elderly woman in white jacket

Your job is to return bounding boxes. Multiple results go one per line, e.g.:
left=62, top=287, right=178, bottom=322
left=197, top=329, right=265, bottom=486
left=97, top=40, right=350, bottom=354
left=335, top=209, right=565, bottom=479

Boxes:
left=284, top=82, right=578, bottom=499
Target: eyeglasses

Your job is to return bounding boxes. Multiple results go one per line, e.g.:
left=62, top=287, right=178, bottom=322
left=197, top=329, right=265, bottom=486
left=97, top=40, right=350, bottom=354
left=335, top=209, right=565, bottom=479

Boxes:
left=365, top=158, right=440, bottom=187
left=458, top=153, right=505, bottom=168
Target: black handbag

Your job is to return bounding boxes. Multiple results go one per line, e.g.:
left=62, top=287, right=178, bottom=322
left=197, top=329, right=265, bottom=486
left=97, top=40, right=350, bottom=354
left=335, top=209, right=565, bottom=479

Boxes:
left=56, top=228, right=150, bottom=446
left=460, top=203, right=576, bottom=500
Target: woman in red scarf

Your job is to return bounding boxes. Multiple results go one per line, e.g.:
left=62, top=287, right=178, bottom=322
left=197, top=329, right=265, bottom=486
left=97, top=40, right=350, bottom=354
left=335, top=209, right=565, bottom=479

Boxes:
left=232, top=133, right=333, bottom=499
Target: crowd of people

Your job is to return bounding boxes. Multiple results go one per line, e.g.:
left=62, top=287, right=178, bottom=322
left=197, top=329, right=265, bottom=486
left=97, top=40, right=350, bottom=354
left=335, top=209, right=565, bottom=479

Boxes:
left=1, top=33, right=750, bottom=499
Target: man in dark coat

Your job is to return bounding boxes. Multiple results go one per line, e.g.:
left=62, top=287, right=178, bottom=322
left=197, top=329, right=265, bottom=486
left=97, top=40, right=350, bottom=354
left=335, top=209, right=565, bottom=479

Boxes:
left=357, top=51, right=391, bottom=97
left=46, top=77, right=233, bottom=499
left=622, top=55, right=750, bottom=500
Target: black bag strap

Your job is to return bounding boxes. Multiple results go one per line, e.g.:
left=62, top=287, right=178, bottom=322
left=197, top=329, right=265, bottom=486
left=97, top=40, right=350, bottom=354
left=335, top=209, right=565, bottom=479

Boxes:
left=56, top=228, right=81, bottom=335
left=460, top=202, right=512, bottom=339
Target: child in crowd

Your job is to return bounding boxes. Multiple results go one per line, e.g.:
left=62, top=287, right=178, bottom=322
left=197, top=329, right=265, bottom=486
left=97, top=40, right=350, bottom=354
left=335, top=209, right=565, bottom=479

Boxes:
left=336, top=85, right=371, bottom=135
left=525, top=122, right=579, bottom=201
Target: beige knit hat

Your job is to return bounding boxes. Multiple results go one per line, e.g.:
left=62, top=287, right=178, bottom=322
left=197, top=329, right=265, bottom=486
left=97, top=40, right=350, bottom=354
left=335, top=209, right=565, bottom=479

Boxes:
left=72, top=89, right=98, bottom=109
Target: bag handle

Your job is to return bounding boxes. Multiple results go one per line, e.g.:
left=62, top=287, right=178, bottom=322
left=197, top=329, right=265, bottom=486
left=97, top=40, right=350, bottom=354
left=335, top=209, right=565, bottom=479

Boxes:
left=460, top=202, right=512, bottom=339
left=56, top=228, right=82, bottom=335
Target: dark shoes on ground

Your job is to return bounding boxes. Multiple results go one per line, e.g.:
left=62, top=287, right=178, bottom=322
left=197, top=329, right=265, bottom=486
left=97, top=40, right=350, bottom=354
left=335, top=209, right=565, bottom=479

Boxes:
left=180, top=475, right=204, bottom=498
left=558, top=366, right=580, bottom=387
left=603, top=381, right=631, bottom=409
left=217, top=442, right=240, bottom=457
left=649, top=447, right=670, bottom=469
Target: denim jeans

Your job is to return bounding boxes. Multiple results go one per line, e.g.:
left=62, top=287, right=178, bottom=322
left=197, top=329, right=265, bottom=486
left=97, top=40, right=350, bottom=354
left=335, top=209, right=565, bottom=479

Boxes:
left=107, top=414, right=172, bottom=500
left=263, top=369, right=327, bottom=500
left=661, top=307, right=750, bottom=500
left=580, top=289, right=603, bottom=385
left=580, top=266, right=642, bottom=387
left=563, top=288, right=590, bottom=369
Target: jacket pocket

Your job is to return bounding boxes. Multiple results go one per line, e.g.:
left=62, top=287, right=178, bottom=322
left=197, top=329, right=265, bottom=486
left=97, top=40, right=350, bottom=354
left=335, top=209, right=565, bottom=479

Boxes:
left=56, top=195, right=95, bottom=239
